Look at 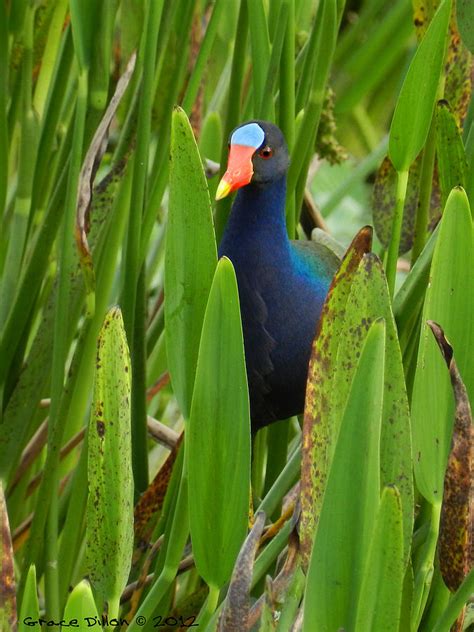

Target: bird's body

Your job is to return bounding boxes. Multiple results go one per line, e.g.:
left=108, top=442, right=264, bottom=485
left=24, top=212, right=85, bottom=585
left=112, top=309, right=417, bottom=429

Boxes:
left=217, top=121, right=339, bottom=430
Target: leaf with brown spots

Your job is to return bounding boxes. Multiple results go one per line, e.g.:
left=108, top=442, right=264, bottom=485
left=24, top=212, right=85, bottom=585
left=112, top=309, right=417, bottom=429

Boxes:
left=0, top=482, right=16, bottom=632
left=428, top=320, right=473, bottom=592
left=336, top=254, right=414, bottom=568
left=413, top=0, right=473, bottom=125
left=435, top=100, right=468, bottom=206
left=85, top=307, right=134, bottom=614
left=300, top=226, right=372, bottom=569
left=372, top=155, right=419, bottom=255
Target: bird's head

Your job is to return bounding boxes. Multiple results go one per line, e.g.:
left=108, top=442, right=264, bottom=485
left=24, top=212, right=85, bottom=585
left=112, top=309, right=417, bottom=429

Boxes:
left=215, top=120, right=289, bottom=200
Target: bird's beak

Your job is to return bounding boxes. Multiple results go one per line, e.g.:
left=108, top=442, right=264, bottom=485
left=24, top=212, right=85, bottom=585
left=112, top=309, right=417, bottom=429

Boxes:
left=215, top=144, right=256, bottom=200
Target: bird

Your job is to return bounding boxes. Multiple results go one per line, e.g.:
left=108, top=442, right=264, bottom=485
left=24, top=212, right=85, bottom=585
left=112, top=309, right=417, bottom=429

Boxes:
left=216, top=120, right=340, bottom=431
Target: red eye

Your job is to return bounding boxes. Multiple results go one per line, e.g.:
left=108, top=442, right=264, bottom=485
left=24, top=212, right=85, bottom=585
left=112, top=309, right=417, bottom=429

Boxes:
left=259, top=146, right=273, bottom=159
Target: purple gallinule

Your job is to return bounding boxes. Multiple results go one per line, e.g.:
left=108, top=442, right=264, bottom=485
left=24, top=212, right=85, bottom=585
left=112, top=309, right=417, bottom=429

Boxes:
left=217, top=121, right=339, bottom=431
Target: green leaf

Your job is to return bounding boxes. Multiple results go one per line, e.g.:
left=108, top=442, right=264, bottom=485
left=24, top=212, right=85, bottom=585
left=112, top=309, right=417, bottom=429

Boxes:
left=372, top=155, right=419, bottom=254
left=63, top=580, right=101, bottom=632
left=411, top=187, right=474, bottom=504
left=19, top=566, right=39, bottom=632
left=301, top=227, right=372, bottom=568
left=165, top=107, right=217, bottom=419
left=338, top=254, right=413, bottom=567
left=69, top=0, right=101, bottom=72
left=354, top=486, right=405, bottom=632
left=85, top=307, right=134, bottom=614
left=435, top=100, right=468, bottom=206
left=457, top=0, right=474, bottom=53
left=303, top=319, right=385, bottom=631
left=389, top=0, right=451, bottom=171
left=187, top=257, right=251, bottom=590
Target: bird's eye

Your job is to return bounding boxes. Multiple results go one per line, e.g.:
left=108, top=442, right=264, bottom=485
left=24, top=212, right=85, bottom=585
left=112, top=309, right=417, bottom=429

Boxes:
left=258, top=146, right=273, bottom=159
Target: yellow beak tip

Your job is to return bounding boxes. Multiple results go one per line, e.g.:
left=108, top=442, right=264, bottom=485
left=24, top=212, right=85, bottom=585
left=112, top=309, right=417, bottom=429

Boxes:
left=215, top=179, right=232, bottom=201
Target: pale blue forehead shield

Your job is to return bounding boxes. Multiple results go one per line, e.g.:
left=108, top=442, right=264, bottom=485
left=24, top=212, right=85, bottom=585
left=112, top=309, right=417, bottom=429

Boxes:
left=231, top=122, right=265, bottom=148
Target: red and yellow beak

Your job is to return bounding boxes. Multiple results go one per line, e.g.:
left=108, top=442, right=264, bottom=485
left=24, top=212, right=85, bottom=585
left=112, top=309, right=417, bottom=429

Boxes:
left=215, top=144, right=256, bottom=200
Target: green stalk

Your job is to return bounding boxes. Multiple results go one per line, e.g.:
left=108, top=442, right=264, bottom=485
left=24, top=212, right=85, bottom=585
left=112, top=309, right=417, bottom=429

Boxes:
left=127, top=467, right=190, bottom=632
left=215, top=0, right=248, bottom=240
left=131, top=266, right=149, bottom=494
left=17, top=69, right=89, bottom=605
left=411, top=501, right=442, bottom=630
left=32, top=28, right=74, bottom=217
left=252, top=429, right=268, bottom=503
left=44, top=474, right=60, bottom=618
left=385, top=169, right=409, bottom=298
left=32, top=0, right=69, bottom=120
left=141, top=0, right=195, bottom=258
left=0, top=4, right=38, bottom=327
left=279, top=0, right=295, bottom=236
left=247, top=0, right=271, bottom=116
left=181, top=0, right=226, bottom=114
left=121, top=0, right=162, bottom=336
left=294, top=0, right=322, bottom=113
left=258, top=444, right=301, bottom=518
left=121, top=0, right=163, bottom=492
left=258, top=0, right=289, bottom=121
left=287, top=0, right=338, bottom=199
left=431, top=568, right=474, bottom=632
left=196, top=583, right=220, bottom=628
left=278, top=0, right=295, bottom=151
left=0, top=0, right=8, bottom=219
left=411, top=120, right=437, bottom=264
left=263, top=420, right=290, bottom=515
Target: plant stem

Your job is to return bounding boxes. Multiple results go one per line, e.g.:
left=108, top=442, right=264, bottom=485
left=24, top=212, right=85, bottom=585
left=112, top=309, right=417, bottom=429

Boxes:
left=431, top=567, right=474, bottom=632
left=126, top=468, right=189, bottom=632
left=411, top=501, right=442, bottom=630
left=197, top=583, right=220, bottom=628
left=411, top=120, right=437, bottom=264
left=385, top=168, right=409, bottom=298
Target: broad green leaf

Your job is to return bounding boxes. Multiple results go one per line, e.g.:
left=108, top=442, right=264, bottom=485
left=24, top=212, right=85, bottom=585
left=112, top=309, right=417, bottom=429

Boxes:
left=335, top=254, right=413, bottom=567
left=165, top=107, right=217, bottom=419
left=0, top=483, right=16, bottom=632
left=457, top=0, right=474, bottom=53
left=63, top=580, right=101, bottom=632
left=435, top=100, right=468, bottom=206
left=389, top=0, right=451, bottom=171
left=187, top=257, right=251, bottom=590
left=303, top=319, right=385, bottom=632
left=19, top=566, right=39, bottom=632
left=412, top=187, right=474, bottom=504
left=301, top=226, right=372, bottom=568
left=85, top=307, right=134, bottom=613
left=354, top=486, right=405, bottom=632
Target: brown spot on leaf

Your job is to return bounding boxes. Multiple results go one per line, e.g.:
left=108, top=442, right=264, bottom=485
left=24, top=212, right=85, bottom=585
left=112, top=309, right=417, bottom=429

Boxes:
left=428, top=321, right=473, bottom=592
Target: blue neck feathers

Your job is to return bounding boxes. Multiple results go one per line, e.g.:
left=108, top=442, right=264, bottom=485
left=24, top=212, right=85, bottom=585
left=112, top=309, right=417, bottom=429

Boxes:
left=219, top=176, right=290, bottom=254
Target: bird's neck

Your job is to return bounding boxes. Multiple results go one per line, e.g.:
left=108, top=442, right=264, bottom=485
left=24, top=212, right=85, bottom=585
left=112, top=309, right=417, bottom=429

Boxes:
left=224, top=176, right=290, bottom=247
